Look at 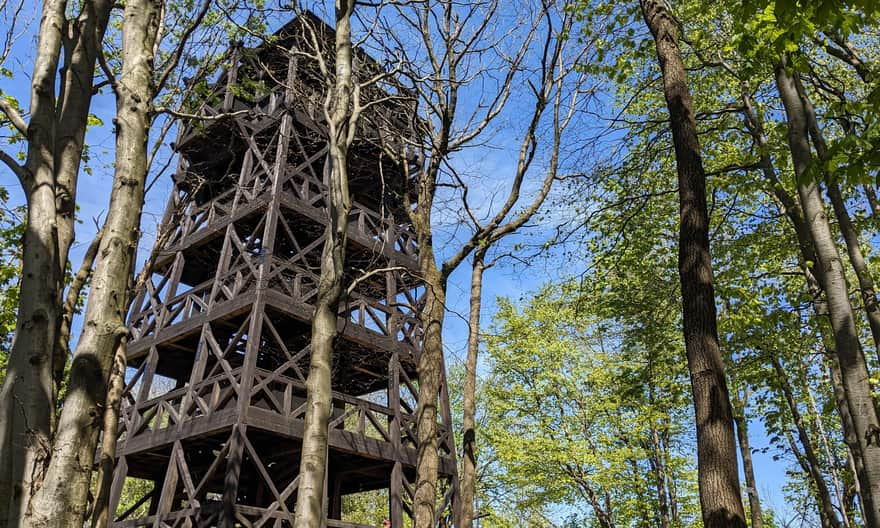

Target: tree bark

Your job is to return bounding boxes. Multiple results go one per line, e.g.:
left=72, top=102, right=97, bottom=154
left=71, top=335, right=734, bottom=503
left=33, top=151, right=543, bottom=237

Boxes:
left=0, top=0, right=113, bottom=522
left=90, top=338, right=127, bottom=528
left=25, top=0, right=161, bottom=523
left=0, top=0, right=67, bottom=522
left=51, top=0, right=114, bottom=389
left=460, top=246, right=486, bottom=528
left=794, top=77, right=880, bottom=364
left=293, top=3, right=355, bottom=526
left=412, top=252, right=446, bottom=528
left=640, top=2, right=747, bottom=527
left=732, top=388, right=763, bottom=528
left=772, top=357, right=842, bottom=528
left=775, top=59, right=880, bottom=527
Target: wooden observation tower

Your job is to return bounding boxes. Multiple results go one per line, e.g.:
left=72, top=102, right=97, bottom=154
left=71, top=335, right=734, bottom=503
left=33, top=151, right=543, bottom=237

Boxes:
left=109, top=13, right=460, bottom=527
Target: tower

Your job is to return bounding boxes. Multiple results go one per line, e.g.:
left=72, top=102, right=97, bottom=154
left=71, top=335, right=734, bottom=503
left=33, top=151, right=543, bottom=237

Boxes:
left=110, top=13, right=460, bottom=527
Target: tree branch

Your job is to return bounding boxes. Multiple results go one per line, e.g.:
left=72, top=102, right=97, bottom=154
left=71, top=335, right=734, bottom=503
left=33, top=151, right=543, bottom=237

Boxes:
left=0, top=97, right=27, bottom=135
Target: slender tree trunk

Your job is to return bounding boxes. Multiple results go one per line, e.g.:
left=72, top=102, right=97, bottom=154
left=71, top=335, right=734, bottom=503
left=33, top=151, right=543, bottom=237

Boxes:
left=772, top=357, right=842, bottom=528
left=293, top=3, right=356, bottom=527
left=829, top=359, right=869, bottom=522
left=90, top=338, right=127, bottom=528
left=741, top=87, right=868, bottom=515
left=460, top=246, right=486, bottom=528
left=51, top=0, right=114, bottom=389
left=25, top=0, right=161, bottom=523
left=775, top=60, right=880, bottom=526
left=864, top=185, right=880, bottom=219
left=0, top=0, right=66, bottom=522
left=732, top=388, right=764, bottom=528
left=648, top=428, right=671, bottom=528
left=640, top=2, right=747, bottom=526
left=805, top=379, right=851, bottom=528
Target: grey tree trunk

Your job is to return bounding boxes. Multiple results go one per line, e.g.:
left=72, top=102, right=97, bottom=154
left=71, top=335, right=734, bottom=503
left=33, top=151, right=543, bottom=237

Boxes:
left=640, top=1, right=747, bottom=526
left=24, top=0, right=161, bottom=523
left=0, top=0, right=67, bottom=521
left=794, top=78, right=880, bottom=364
left=829, top=358, right=869, bottom=522
left=460, top=247, right=486, bottom=528
left=775, top=59, right=880, bottom=527
left=51, top=0, right=114, bottom=388
left=732, top=389, right=763, bottom=528
left=90, top=338, right=127, bottom=528
left=292, top=2, right=355, bottom=526
left=0, top=0, right=112, bottom=522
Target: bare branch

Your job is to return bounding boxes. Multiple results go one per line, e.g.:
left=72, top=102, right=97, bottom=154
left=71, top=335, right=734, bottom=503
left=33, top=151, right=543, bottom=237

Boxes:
left=154, top=0, right=212, bottom=94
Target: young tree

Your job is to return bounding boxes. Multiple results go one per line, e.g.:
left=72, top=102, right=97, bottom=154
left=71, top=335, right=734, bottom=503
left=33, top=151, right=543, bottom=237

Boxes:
left=456, top=7, right=592, bottom=524
left=639, top=1, right=748, bottom=526
left=292, top=2, right=358, bottom=525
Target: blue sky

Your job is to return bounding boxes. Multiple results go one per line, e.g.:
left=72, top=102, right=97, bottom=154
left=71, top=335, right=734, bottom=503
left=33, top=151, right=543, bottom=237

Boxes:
left=0, top=0, right=809, bottom=524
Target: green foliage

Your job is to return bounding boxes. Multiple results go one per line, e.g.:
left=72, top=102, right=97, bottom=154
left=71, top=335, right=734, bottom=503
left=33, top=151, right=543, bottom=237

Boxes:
left=483, top=284, right=701, bottom=526
left=0, top=186, right=23, bottom=385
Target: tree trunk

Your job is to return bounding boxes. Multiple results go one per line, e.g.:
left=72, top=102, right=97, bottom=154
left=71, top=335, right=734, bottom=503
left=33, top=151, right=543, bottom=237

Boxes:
left=648, top=428, right=671, bottom=528
left=412, top=253, right=446, bottom=528
left=775, top=59, right=880, bottom=526
left=0, top=0, right=113, bottom=522
left=772, top=357, right=842, bottom=528
left=293, top=3, right=356, bottom=527
left=460, top=247, right=486, bottom=528
left=795, top=78, right=880, bottom=364
left=732, top=389, right=763, bottom=528
left=90, top=338, right=127, bottom=528
left=864, top=185, right=880, bottom=219
left=0, top=0, right=67, bottom=522
left=24, top=0, right=160, bottom=523
left=829, top=358, right=869, bottom=522
left=51, top=0, right=114, bottom=389
left=640, top=2, right=747, bottom=527
left=805, top=377, right=851, bottom=528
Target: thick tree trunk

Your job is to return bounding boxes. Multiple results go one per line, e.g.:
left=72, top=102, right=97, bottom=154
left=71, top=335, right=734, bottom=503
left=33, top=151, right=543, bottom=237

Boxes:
left=460, top=247, right=486, bottom=528
left=640, top=2, right=747, bottom=527
left=0, top=0, right=67, bottom=522
left=775, top=60, right=880, bottom=526
left=24, top=0, right=160, bottom=523
left=90, top=339, right=127, bottom=528
left=413, top=254, right=446, bottom=528
left=772, top=357, right=842, bottom=528
left=732, top=389, right=763, bottom=528
left=0, top=0, right=114, bottom=522
left=293, top=3, right=355, bottom=526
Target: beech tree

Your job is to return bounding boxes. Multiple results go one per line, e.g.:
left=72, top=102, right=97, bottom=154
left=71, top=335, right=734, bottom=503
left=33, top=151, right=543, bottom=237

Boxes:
left=292, top=2, right=358, bottom=525
left=0, top=0, right=113, bottom=520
